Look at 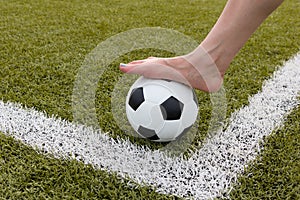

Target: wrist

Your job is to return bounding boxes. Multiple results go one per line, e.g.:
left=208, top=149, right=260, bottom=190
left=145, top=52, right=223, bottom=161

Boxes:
left=199, top=38, right=232, bottom=77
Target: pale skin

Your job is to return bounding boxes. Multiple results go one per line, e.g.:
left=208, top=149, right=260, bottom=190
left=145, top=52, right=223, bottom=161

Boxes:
left=120, top=0, right=284, bottom=92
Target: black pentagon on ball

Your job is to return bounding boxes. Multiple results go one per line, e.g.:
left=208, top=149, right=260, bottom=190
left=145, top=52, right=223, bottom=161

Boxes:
left=138, top=125, right=160, bottom=140
left=128, top=87, right=145, bottom=111
left=160, top=96, right=184, bottom=120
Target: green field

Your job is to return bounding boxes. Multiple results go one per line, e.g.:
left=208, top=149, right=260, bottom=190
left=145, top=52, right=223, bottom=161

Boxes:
left=0, top=0, right=300, bottom=199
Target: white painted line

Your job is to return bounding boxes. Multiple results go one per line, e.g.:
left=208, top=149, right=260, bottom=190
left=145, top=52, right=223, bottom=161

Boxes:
left=0, top=53, right=299, bottom=199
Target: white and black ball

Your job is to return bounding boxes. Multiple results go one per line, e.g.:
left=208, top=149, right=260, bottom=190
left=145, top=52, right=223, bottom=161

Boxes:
left=125, top=77, right=198, bottom=142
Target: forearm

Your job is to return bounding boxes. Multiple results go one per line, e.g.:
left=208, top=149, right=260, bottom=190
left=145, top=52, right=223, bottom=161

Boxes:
left=200, top=0, right=284, bottom=73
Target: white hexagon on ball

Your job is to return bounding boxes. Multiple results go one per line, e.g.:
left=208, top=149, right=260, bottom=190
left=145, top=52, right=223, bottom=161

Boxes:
left=126, top=76, right=198, bottom=142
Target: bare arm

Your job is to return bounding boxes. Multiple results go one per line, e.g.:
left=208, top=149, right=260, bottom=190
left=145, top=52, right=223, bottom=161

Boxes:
left=120, top=0, right=284, bottom=92
left=202, top=0, right=284, bottom=74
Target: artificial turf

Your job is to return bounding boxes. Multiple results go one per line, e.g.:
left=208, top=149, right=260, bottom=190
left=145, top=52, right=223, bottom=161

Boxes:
left=0, top=0, right=300, bottom=199
left=230, top=105, right=300, bottom=200
left=0, top=133, right=179, bottom=200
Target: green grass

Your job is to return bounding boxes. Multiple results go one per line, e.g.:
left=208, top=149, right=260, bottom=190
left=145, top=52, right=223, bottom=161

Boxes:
left=0, top=133, right=179, bottom=200
left=230, top=105, right=300, bottom=200
left=0, top=0, right=300, bottom=199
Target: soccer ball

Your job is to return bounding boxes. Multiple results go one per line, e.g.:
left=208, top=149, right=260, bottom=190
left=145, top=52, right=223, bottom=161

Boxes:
left=125, top=76, right=198, bottom=142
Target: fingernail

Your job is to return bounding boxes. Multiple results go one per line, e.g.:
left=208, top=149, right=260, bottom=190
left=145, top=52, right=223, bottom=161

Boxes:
left=120, top=63, right=127, bottom=67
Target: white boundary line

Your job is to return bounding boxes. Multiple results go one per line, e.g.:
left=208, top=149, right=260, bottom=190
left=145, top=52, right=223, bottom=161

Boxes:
left=0, top=53, right=300, bottom=199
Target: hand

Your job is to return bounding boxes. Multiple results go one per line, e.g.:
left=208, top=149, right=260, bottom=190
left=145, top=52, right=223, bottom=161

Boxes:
left=119, top=47, right=224, bottom=92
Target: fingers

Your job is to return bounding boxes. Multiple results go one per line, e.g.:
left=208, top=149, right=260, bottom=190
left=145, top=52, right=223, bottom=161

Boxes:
left=119, top=57, right=160, bottom=72
left=122, top=57, right=159, bottom=65
left=119, top=60, right=191, bottom=87
left=127, top=60, right=146, bottom=64
left=119, top=63, right=133, bottom=73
